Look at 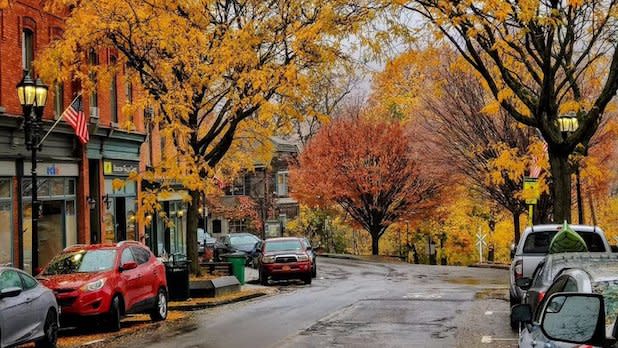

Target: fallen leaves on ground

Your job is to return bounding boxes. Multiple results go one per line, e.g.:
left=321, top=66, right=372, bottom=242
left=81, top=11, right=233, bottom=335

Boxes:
left=169, top=287, right=277, bottom=308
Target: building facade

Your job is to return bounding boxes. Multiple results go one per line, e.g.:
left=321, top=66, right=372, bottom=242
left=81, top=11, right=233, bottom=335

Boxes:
left=206, top=137, right=300, bottom=238
left=0, top=1, right=149, bottom=272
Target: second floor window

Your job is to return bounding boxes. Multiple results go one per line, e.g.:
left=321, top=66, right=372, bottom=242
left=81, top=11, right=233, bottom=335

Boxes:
left=225, top=175, right=245, bottom=196
left=276, top=171, right=289, bottom=197
left=22, top=29, right=34, bottom=75
left=110, top=56, right=118, bottom=123
left=53, top=82, right=64, bottom=119
left=88, top=50, right=98, bottom=113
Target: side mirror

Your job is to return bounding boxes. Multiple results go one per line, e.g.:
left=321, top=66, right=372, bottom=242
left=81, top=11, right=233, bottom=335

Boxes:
left=306, top=246, right=313, bottom=251
left=540, top=293, right=605, bottom=346
left=121, top=261, right=138, bottom=271
left=0, top=287, right=23, bottom=299
left=510, top=244, right=516, bottom=259
left=516, top=277, right=533, bottom=291
left=511, top=304, right=532, bottom=324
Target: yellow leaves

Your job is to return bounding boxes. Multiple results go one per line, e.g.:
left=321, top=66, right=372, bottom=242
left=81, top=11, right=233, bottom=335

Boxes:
left=559, top=100, right=583, bottom=114
left=111, top=178, right=125, bottom=191
left=481, top=101, right=501, bottom=115
left=0, top=0, right=8, bottom=10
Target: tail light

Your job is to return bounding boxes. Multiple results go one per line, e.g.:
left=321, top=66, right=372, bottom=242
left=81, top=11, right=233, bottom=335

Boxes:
left=514, top=259, right=523, bottom=279
left=537, top=291, right=545, bottom=304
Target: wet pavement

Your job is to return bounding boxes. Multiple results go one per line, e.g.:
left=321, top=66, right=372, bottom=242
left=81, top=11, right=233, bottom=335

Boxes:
left=99, top=257, right=518, bottom=348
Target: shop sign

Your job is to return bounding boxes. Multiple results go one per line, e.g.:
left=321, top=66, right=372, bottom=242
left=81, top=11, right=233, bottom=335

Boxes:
left=24, top=162, right=78, bottom=177
left=103, top=160, right=139, bottom=176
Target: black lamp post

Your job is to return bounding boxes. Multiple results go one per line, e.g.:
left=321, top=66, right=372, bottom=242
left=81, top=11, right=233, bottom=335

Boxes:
left=17, top=74, right=48, bottom=274
left=557, top=111, right=584, bottom=224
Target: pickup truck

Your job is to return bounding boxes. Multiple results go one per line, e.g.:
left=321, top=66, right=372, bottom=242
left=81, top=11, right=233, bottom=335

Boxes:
left=509, top=224, right=610, bottom=330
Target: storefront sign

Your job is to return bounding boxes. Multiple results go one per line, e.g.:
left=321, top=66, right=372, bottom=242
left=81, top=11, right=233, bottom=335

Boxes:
left=103, top=160, right=139, bottom=176
left=24, top=162, right=78, bottom=177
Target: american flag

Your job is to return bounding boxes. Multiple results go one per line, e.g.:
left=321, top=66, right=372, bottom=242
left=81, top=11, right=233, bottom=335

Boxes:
left=529, top=140, right=548, bottom=178
left=62, top=95, right=89, bottom=144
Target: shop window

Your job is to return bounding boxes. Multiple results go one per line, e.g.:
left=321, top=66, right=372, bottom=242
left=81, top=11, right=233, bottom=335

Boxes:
left=22, top=28, right=34, bottom=75
left=51, top=178, right=64, bottom=196
left=212, top=219, right=222, bottom=234
left=0, top=179, right=12, bottom=266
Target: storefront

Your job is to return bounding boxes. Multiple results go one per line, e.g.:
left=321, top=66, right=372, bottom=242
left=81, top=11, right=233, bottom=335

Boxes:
left=21, top=163, right=79, bottom=273
left=102, top=159, right=139, bottom=243
left=145, top=190, right=188, bottom=258
left=0, top=175, right=13, bottom=266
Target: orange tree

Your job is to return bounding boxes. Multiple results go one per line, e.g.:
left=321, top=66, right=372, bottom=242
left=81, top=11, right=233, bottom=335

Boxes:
left=290, top=110, right=443, bottom=255
left=400, top=0, right=618, bottom=223
left=40, top=0, right=383, bottom=273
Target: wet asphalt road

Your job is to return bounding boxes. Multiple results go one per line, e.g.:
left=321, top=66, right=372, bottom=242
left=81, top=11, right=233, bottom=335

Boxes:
left=115, top=257, right=518, bottom=348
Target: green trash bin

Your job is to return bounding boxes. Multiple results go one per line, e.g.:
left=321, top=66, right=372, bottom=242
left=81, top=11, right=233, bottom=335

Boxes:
left=222, top=253, right=246, bottom=285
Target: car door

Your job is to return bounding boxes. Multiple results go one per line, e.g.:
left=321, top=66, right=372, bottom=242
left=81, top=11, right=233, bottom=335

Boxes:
left=17, top=271, right=46, bottom=340
left=131, top=246, right=154, bottom=304
left=119, top=248, right=141, bottom=311
left=0, top=270, right=30, bottom=346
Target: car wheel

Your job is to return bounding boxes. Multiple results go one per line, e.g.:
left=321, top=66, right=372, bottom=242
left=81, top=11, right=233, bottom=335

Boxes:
left=107, top=296, right=122, bottom=332
left=35, top=309, right=58, bottom=348
left=259, top=269, right=269, bottom=286
left=150, top=288, right=168, bottom=322
left=303, top=274, right=312, bottom=285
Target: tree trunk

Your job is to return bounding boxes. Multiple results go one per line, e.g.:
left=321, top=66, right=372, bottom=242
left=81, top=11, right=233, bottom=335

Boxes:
left=187, top=190, right=201, bottom=275
left=549, top=150, right=572, bottom=223
left=371, top=232, right=379, bottom=255
left=513, top=212, right=521, bottom=244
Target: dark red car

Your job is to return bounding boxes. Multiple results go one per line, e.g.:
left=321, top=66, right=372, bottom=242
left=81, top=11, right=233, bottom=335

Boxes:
left=37, top=241, right=168, bottom=331
left=256, top=237, right=313, bottom=285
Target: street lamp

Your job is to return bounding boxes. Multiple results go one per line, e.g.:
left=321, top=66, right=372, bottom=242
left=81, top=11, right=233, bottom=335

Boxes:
left=557, top=111, right=579, bottom=135
left=17, top=74, right=48, bottom=274
left=557, top=110, right=584, bottom=224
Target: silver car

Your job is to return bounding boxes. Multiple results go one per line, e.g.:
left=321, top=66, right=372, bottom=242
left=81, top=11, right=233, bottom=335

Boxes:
left=0, top=267, right=59, bottom=348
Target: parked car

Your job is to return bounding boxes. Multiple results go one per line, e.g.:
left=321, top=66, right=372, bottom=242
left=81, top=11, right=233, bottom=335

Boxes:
left=0, top=266, right=59, bottom=348
left=514, top=262, right=618, bottom=347
left=37, top=241, right=168, bottom=332
left=513, top=292, right=611, bottom=348
left=518, top=252, right=618, bottom=316
left=256, top=237, right=313, bottom=285
left=197, top=228, right=216, bottom=254
left=301, top=238, right=317, bottom=278
left=509, top=224, right=610, bottom=329
left=215, top=233, right=261, bottom=265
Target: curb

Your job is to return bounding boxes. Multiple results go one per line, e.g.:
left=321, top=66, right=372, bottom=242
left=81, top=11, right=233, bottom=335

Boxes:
left=469, top=263, right=510, bottom=270
left=168, top=292, right=268, bottom=311
left=317, top=253, right=359, bottom=260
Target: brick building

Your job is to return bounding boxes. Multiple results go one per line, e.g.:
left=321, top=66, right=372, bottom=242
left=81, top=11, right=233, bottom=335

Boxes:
left=0, top=1, right=151, bottom=272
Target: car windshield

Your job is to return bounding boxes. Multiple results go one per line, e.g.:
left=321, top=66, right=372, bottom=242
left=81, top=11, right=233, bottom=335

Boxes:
left=44, top=250, right=117, bottom=275
left=523, top=231, right=606, bottom=253
left=230, top=235, right=258, bottom=245
left=592, top=281, right=618, bottom=328
left=265, top=240, right=303, bottom=252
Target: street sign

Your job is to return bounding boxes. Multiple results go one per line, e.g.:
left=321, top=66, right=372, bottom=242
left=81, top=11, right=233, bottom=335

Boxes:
left=523, top=177, right=540, bottom=205
left=476, top=229, right=487, bottom=263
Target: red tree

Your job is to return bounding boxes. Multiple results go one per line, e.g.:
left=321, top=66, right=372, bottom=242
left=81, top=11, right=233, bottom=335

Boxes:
left=290, top=113, right=443, bottom=255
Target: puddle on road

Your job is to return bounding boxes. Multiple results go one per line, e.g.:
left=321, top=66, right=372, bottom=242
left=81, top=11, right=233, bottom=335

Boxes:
left=446, top=277, right=482, bottom=285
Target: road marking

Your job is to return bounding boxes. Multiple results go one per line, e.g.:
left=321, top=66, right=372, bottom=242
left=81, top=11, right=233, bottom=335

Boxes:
left=403, top=293, right=442, bottom=299
left=481, top=336, right=518, bottom=344
left=82, top=339, right=106, bottom=346
left=484, top=310, right=510, bottom=315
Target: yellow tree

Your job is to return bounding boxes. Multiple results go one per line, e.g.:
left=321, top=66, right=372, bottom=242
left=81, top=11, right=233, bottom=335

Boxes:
left=40, top=0, right=382, bottom=273
left=400, top=0, right=618, bottom=223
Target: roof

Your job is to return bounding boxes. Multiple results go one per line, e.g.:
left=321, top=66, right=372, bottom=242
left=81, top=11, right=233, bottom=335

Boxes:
left=270, top=136, right=300, bottom=153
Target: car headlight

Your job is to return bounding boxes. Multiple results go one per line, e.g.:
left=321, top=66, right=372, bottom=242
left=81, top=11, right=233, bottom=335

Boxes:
left=297, top=254, right=310, bottom=261
left=262, top=256, right=275, bottom=264
left=82, top=278, right=106, bottom=292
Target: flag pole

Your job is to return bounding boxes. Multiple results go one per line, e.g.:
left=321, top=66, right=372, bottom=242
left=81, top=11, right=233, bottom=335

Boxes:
left=37, top=92, right=81, bottom=148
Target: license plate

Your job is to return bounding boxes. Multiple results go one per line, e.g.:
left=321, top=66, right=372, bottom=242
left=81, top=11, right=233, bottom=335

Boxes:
left=282, top=265, right=291, bottom=271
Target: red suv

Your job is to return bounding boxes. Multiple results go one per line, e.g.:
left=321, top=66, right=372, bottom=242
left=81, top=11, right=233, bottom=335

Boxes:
left=37, top=241, right=168, bottom=331
left=256, top=237, right=313, bottom=285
